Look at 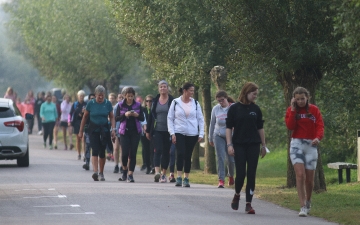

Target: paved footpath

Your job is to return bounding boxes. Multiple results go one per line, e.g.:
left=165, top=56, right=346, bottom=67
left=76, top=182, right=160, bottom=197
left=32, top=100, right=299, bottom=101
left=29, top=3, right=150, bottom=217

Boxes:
left=0, top=131, right=341, bottom=225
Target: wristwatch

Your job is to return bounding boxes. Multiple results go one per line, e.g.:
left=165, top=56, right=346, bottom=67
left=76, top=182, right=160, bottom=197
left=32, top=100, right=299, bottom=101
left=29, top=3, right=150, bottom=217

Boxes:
left=227, top=143, right=233, bottom=147
left=110, top=127, right=116, bottom=131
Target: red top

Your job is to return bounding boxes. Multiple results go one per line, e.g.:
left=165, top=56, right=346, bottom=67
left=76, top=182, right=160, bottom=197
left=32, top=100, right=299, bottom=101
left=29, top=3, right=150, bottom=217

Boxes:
left=285, top=104, right=324, bottom=140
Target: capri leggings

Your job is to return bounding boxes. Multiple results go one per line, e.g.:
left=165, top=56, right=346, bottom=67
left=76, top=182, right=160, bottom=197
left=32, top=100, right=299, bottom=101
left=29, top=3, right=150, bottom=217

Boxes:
left=153, top=130, right=171, bottom=170
left=175, top=133, right=198, bottom=173
left=120, top=131, right=140, bottom=172
left=234, top=143, right=260, bottom=203
left=290, top=138, right=318, bottom=170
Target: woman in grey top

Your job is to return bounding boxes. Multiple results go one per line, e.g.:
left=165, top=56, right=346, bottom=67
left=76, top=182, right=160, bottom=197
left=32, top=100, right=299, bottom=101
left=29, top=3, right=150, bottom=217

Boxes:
left=145, top=80, right=174, bottom=183
left=209, top=90, right=235, bottom=188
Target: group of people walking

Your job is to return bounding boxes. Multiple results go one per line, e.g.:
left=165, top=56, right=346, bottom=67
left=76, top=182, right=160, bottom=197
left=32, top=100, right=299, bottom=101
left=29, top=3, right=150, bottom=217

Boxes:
left=3, top=80, right=324, bottom=217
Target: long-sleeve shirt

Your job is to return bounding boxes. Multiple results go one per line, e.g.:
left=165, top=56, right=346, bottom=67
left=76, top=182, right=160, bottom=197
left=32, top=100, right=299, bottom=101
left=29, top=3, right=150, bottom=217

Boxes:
left=209, top=103, right=232, bottom=141
left=226, top=102, right=264, bottom=144
left=40, top=101, right=58, bottom=123
left=285, top=104, right=324, bottom=140
left=167, top=97, right=204, bottom=138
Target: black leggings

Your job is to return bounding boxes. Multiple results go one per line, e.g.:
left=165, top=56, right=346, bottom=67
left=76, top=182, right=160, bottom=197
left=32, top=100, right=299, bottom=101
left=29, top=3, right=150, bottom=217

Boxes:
left=153, top=131, right=171, bottom=170
left=120, top=131, right=140, bottom=172
left=42, top=122, right=55, bottom=145
left=141, top=135, right=152, bottom=169
left=234, top=143, right=260, bottom=203
left=90, top=131, right=112, bottom=158
left=175, top=134, right=198, bottom=173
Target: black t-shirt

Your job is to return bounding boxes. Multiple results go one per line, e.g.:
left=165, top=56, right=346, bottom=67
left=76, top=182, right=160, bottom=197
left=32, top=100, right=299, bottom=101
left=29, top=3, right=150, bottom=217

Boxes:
left=226, top=102, right=264, bottom=144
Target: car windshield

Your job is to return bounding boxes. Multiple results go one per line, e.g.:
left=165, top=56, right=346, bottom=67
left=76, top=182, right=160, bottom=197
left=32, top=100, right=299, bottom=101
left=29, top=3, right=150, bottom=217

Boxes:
left=0, top=107, right=15, bottom=118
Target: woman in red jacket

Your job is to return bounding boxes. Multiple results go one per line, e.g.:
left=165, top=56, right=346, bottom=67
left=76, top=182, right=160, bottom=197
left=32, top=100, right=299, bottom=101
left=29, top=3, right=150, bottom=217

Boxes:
left=285, top=87, right=324, bottom=217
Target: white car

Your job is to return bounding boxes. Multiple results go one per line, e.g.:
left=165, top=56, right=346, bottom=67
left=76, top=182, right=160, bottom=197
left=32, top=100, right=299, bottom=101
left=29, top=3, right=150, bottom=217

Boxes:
left=0, top=98, right=32, bottom=167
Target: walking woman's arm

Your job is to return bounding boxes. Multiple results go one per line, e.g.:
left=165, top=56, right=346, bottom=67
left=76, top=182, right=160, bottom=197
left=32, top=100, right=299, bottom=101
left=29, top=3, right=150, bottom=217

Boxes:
left=78, top=110, right=89, bottom=139
left=258, top=128, right=266, bottom=158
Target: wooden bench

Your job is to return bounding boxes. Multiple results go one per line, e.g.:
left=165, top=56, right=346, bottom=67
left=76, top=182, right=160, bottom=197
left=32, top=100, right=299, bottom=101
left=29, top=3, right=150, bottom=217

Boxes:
left=327, top=162, right=358, bottom=184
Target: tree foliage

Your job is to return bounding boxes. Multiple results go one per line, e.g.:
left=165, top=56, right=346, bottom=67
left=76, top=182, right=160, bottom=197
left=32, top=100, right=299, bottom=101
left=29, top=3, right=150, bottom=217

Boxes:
left=4, top=0, right=134, bottom=92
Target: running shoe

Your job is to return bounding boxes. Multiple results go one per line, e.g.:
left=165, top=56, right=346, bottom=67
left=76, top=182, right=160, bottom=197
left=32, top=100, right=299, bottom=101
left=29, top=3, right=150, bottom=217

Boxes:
left=154, top=173, right=161, bottom=182
left=183, top=177, right=190, bottom=187
left=43, top=142, right=46, bottom=148
left=49, top=144, right=53, bottom=150
left=150, top=168, right=155, bottom=174
left=299, top=206, right=308, bottom=217
left=245, top=203, right=255, bottom=214
left=228, top=176, right=234, bottom=186
left=160, top=175, right=167, bottom=183
left=169, top=173, right=176, bottom=182
left=306, top=200, right=311, bottom=214
left=175, top=176, right=182, bottom=187
left=78, top=154, right=81, bottom=160
left=106, top=153, right=112, bottom=161
left=118, top=174, right=127, bottom=181
left=218, top=180, right=225, bottom=188
left=127, top=174, right=135, bottom=183
left=99, top=173, right=105, bottom=181
left=54, top=145, right=57, bottom=150
left=146, top=167, right=151, bottom=174
left=92, top=173, right=99, bottom=181
left=231, top=194, right=240, bottom=210
left=83, top=163, right=89, bottom=170
left=69, top=144, right=74, bottom=150
left=119, top=166, right=124, bottom=174
left=38, top=130, right=43, bottom=135
left=140, top=165, right=146, bottom=171
left=113, top=165, right=119, bottom=173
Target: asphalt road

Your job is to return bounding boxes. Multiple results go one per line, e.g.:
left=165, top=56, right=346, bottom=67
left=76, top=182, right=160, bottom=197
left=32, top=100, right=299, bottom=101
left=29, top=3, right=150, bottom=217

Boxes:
left=0, top=133, right=340, bottom=225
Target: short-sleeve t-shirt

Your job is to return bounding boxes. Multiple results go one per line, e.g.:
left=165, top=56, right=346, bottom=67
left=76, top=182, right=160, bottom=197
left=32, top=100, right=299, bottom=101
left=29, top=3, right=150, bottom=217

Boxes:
left=86, top=99, right=113, bottom=130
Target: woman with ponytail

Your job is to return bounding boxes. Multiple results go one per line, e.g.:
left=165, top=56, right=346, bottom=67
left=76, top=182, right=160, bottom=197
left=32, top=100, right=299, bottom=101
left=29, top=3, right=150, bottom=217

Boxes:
left=285, top=87, right=324, bottom=217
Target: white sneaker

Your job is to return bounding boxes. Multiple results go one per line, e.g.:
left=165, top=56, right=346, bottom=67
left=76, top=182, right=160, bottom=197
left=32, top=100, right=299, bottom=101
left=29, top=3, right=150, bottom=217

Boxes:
left=299, top=206, right=308, bottom=217
left=306, top=200, right=311, bottom=214
left=38, top=130, right=43, bottom=135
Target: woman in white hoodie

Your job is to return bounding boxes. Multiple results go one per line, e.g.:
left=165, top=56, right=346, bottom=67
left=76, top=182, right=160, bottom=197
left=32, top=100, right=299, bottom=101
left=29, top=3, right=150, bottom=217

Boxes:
left=167, top=82, right=204, bottom=187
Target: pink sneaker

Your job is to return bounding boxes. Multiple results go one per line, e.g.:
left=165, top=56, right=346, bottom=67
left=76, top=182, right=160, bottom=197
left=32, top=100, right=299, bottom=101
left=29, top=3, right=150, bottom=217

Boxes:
left=218, top=180, right=224, bottom=188
left=228, top=176, right=234, bottom=186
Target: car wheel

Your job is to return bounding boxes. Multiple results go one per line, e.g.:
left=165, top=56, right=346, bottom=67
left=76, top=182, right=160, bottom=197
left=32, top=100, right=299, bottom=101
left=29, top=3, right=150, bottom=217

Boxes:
left=17, top=146, right=29, bottom=167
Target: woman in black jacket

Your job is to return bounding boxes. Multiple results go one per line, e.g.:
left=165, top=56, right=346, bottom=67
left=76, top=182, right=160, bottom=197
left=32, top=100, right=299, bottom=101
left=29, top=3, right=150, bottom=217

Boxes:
left=145, top=80, right=174, bottom=183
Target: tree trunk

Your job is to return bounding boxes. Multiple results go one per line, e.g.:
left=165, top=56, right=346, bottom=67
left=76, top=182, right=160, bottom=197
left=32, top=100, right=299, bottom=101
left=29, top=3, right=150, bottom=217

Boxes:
left=202, top=82, right=217, bottom=174
left=277, top=67, right=326, bottom=191
left=192, top=88, right=201, bottom=170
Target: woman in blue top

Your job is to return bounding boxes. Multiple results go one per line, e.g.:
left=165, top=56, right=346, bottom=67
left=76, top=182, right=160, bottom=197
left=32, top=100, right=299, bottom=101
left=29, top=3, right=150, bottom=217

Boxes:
left=79, top=85, right=116, bottom=182
left=40, top=92, right=58, bottom=149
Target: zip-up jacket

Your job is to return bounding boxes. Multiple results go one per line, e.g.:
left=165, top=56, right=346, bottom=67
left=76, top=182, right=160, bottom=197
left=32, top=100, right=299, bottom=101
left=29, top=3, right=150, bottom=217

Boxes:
left=116, top=100, right=143, bottom=135
left=145, top=94, right=174, bottom=135
left=167, top=97, right=204, bottom=138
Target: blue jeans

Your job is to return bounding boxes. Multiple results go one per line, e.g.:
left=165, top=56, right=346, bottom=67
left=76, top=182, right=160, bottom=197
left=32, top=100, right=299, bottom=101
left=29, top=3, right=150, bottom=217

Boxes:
left=214, top=135, right=235, bottom=181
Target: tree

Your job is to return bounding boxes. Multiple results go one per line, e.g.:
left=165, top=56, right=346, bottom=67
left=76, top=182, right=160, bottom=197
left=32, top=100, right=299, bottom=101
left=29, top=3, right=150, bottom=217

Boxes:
left=4, top=0, right=134, bottom=92
left=211, top=0, right=350, bottom=190
left=107, top=0, right=235, bottom=173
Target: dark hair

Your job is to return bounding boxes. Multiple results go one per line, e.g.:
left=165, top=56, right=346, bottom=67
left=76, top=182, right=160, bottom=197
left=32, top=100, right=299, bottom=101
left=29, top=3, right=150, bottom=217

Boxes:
left=293, top=87, right=312, bottom=119
left=215, top=90, right=235, bottom=103
left=178, top=82, right=194, bottom=94
left=124, top=87, right=136, bottom=96
left=238, top=82, right=258, bottom=104
left=88, top=93, right=95, bottom=99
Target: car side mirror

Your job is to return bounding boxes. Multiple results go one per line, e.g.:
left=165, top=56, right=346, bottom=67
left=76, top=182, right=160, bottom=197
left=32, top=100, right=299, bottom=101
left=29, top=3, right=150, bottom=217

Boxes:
left=25, top=113, right=34, bottom=120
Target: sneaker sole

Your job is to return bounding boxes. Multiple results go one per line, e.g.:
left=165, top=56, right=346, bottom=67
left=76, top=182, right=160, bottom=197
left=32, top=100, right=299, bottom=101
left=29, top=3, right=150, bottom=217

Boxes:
left=299, top=213, right=307, bottom=217
left=170, top=179, right=176, bottom=183
left=246, top=209, right=255, bottom=214
left=175, top=183, right=182, bottom=186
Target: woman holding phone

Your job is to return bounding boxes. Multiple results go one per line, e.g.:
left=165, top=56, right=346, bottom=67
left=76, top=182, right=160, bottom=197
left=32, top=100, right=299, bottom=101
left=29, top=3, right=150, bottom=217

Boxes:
left=116, top=87, right=144, bottom=182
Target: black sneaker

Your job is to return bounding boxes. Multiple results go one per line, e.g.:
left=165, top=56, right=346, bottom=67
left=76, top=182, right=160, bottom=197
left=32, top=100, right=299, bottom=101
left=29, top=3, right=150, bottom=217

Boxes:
left=146, top=167, right=151, bottom=174
left=150, top=168, right=155, bottom=174
left=231, top=194, right=240, bottom=210
left=92, top=173, right=99, bottom=181
left=140, top=165, right=146, bottom=171
left=127, top=174, right=135, bottom=183
left=118, top=174, right=127, bottom=181
left=120, top=166, right=124, bottom=174
left=113, top=165, right=119, bottom=173
left=83, top=163, right=89, bottom=170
